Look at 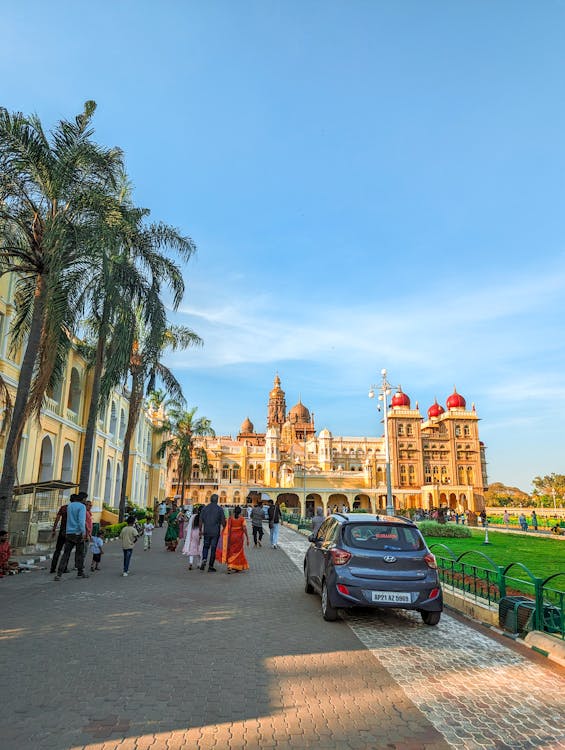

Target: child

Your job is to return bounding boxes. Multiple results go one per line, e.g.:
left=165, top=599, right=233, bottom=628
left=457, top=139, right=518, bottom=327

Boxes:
left=181, top=508, right=202, bottom=570
left=119, top=516, right=138, bottom=577
left=90, top=530, right=104, bottom=572
left=143, top=518, right=155, bottom=550
left=0, top=529, right=11, bottom=577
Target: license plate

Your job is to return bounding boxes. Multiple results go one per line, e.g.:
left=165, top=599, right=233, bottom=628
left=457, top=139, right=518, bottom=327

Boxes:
left=371, top=591, right=412, bottom=604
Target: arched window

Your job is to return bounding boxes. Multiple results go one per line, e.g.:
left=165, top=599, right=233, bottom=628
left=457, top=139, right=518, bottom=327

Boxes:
left=114, top=463, right=122, bottom=507
left=61, top=443, right=73, bottom=483
left=466, top=466, right=474, bottom=484
left=256, top=465, right=264, bottom=482
left=233, top=464, right=240, bottom=480
left=399, top=465, right=407, bottom=485
left=94, top=448, right=102, bottom=497
left=455, top=425, right=461, bottom=437
left=119, top=409, right=126, bottom=441
left=398, top=424, right=404, bottom=436
left=424, top=464, right=431, bottom=483
left=109, top=401, right=117, bottom=436
left=38, top=436, right=54, bottom=482
left=67, top=368, right=81, bottom=412
left=104, top=459, right=113, bottom=502
left=192, top=464, right=200, bottom=480
left=222, top=464, right=229, bottom=480
left=458, top=466, right=466, bottom=484
left=409, top=465, right=416, bottom=486
left=406, top=425, right=413, bottom=436
left=248, top=464, right=255, bottom=481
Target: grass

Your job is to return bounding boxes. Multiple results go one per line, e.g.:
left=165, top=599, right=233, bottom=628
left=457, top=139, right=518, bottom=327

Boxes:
left=423, top=528, right=565, bottom=584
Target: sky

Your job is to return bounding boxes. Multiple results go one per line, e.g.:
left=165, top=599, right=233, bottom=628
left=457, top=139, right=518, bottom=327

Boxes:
left=2, top=1, right=565, bottom=492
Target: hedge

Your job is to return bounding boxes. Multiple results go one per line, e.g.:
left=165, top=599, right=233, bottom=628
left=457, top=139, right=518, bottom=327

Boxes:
left=102, top=522, right=127, bottom=539
left=417, top=521, right=472, bottom=538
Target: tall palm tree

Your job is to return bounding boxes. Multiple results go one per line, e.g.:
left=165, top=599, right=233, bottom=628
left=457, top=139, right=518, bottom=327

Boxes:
left=117, top=322, right=202, bottom=521
left=0, top=101, right=122, bottom=527
left=159, top=406, right=215, bottom=507
left=76, top=195, right=194, bottom=496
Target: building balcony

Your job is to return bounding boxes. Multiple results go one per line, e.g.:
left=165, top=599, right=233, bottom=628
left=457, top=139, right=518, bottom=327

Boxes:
left=66, top=408, right=79, bottom=425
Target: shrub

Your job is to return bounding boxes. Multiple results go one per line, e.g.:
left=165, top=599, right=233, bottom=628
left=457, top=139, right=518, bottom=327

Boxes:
left=418, top=521, right=472, bottom=538
left=103, top=522, right=127, bottom=539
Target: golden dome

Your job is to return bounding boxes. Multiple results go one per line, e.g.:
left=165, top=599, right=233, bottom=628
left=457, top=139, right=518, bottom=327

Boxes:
left=269, top=373, right=285, bottom=398
left=289, top=399, right=310, bottom=423
left=241, top=417, right=254, bottom=433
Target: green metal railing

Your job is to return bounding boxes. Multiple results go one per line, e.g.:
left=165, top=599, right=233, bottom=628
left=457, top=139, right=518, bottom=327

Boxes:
left=430, top=544, right=565, bottom=639
left=281, top=511, right=313, bottom=532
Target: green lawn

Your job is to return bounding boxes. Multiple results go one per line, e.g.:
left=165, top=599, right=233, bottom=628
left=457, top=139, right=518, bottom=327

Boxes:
left=423, top=528, right=565, bottom=584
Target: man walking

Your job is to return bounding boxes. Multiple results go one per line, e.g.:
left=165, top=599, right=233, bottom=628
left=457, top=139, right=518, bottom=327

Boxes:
left=158, top=501, right=167, bottom=528
left=199, top=494, right=226, bottom=572
left=251, top=498, right=265, bottom=547
left=267, top=499, right=281, bottom=549
left=50, top=499, right=68, bottom=574
left=54, top=494, right=87, bottom=580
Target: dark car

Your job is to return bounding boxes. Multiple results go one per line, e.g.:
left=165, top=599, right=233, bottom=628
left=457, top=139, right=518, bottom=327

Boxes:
left=304, top=512, right=443, bottom=624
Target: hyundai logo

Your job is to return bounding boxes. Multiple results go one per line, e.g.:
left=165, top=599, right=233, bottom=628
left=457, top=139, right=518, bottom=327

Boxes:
left=383, top=555, right=397, bottom=563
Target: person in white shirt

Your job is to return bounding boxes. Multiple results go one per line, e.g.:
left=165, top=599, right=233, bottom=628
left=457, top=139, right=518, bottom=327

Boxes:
left=143, top=519, right=155, bottom=550
left=158, top=502, right=167, bottom=528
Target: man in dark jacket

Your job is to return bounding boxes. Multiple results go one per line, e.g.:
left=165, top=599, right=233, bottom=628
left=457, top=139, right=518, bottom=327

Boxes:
left=267, top=499, right=281, bottom=549
left=199, top=494, right=226, bottom=572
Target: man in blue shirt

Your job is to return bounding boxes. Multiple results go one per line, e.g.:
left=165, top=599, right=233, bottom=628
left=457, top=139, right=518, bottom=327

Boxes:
left=54, top=493, right=87, bottom=580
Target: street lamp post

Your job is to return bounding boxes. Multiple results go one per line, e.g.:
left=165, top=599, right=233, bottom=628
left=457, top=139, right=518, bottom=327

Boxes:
left=369, top=368, right=395, bottom=517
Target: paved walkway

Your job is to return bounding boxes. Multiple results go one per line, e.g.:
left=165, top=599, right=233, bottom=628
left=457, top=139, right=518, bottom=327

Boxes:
left=1, top=523, right=563, bottom=750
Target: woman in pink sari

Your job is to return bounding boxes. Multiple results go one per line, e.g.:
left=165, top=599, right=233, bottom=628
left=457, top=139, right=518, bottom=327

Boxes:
left=181, top=508, right=202, bottom=570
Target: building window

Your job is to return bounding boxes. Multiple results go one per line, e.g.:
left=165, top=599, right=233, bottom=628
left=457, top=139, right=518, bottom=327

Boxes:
left=406, top=424, right=413, bottom=436
left=398, top=424, right=404, bottom=436
left=464, top=425, right=470, bottom=436
left=409, top=465, right=416, bottom=486
left=455, top=425, right=461, bottom=437
left=233, top=465, right=240, bottom=480
left=222, top=464, right=229, bottom=480
left=399, top=465, right=407, bottom=485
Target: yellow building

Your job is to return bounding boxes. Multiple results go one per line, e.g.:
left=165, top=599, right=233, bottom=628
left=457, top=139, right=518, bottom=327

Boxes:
left=0, top=274, right=168, bottom=548
left=167, top=375, right=488, bottom=517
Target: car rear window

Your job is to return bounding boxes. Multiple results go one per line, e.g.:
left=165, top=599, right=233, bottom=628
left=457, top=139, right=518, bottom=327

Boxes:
left=343, top=523, right=424, bottom=551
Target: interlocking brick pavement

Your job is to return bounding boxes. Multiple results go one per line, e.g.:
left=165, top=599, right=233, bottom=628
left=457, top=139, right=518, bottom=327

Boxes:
left=0, top=523, right=563, bottom=750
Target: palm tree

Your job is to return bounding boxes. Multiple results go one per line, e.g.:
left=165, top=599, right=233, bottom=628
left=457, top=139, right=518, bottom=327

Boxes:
left=0, top=101, right=122, bottom=527
left=159, top=406, right=215, bottom=507
left=116, top=321, right=202, bottom=521
left=76, top=195, right=194, bottom=496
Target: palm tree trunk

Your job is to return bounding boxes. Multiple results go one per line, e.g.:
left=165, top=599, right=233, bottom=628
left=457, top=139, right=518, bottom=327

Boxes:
left=0, top=276, right=47, bottom=528
left=118, top=366, right=144, bottom=522
left=78, top=306, right=109, bottom=494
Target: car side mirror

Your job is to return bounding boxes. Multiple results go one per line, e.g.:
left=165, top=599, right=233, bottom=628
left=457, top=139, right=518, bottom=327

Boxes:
left=308, top=534, right=316, bottom=543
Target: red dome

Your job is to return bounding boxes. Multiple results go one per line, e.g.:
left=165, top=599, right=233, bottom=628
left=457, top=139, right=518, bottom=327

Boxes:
left=427, top=399, right=445, bottom=419
left=391, top=388, right=410, bottom=408
left=446, top=387, right=466, bottom=410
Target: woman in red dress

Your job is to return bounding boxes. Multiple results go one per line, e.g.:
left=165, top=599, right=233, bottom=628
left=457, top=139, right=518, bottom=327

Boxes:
left=219, top=506, right=249, bottom=573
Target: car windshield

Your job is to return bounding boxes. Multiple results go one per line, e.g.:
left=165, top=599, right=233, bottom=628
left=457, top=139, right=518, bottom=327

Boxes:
left=343, top=523, right=424, bottom=551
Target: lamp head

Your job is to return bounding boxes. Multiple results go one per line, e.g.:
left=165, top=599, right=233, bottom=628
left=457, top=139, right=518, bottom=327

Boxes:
left=368, top=389, right=375, bottom=399
left=381, top=368, right=387, bottom=377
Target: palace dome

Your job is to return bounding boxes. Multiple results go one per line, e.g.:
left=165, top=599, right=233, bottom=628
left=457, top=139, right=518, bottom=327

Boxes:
left=427, top=399, right=445, bottom=419
left=319, top=428, right=332, bottom=438
left=289, top=399, right=311, bottom=422
left=240, top=417, right=254, bottom=433
left=391, top=388, right=410, bottom=408
left=269, top=374, right=284, bottom=398
left=446, top=388, right=466, bottom=410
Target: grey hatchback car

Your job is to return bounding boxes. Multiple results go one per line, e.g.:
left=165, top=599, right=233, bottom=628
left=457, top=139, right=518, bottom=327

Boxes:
left=304, top=513, right=443, bottom=624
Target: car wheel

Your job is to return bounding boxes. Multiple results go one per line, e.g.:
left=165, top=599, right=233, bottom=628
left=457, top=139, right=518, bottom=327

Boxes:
left=421, top=610, right=441, bottom=626
left=304, top=564, right=315, bottom=594
left=321, top=580, right=338, bottom=621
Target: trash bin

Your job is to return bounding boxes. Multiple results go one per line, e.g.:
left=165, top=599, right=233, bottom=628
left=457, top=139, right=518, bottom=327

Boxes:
left=499, top=596, right=534, bottom=633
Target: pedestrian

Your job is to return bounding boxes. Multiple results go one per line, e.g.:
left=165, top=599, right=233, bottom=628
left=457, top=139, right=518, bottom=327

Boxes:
left=50, top=499, right=68, bottom=574
left=247, top=504, right=253, bottom=520
left=455, top=512, right=460, bottom=525
left=250, top=498, right=265, bottom=547
left=182, top=506, right=203, bottom=570
left=531, top=510, right=538, bottom=531
left=219, top=505, right=249, bottom=573
left=479, top=509, right=487, bottom=528
left=199, top=494, right=226, bottom=572
left=165, top=503, right=181, bottom=551
left=143, top=517, right=154, bottom=550
left=267, top=499, right=281, bottom=549
left=518, top=512, right=528, bottom=532
left=0, top=529, right=11, bottom=577
left=120, top=517, right=139, bottom=576
left=90, top=530, right=104, bottom=572
left=54, top=494, right=88, bottom=580
left=158, top=500, right=167, bottom=528
left=312, top=507, right=325, bottom=536
left=503, top=510, right=510, bottom=529
left=178, top=507, right=186, bottom=541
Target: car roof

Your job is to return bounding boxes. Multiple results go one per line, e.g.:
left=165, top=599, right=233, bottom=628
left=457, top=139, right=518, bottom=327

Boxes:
left=331, top=512, right=416, bottom=526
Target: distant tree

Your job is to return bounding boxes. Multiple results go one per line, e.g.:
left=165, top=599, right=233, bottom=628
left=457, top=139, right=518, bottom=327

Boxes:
left=484, top=482, right=530, bottom=507
left=531, top=473, right=565, bottom=508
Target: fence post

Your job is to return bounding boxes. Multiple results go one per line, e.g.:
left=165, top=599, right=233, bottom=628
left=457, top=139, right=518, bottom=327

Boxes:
left=498, top=566, right=506, bottom=600
left=534, top=577, right=544, bottom=631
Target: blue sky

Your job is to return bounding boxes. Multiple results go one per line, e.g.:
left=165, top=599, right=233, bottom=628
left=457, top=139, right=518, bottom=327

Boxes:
left=3, top=1, right=565, bottom=492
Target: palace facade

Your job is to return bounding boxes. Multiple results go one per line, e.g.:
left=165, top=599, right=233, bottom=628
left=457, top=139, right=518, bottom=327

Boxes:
left=0, top=273, right=168, bottom=547
left=167, top=375, right=488, bottom=516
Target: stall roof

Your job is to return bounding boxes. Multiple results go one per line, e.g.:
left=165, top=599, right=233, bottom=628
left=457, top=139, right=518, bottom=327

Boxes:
left=13, top=480, right=78, bottom=496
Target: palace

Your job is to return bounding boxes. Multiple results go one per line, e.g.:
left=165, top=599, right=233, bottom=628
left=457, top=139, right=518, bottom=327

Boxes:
left=167, top=375, right=488, bottom=516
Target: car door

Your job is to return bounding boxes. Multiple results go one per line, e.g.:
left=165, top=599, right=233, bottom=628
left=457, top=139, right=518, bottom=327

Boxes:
left=309, top=518, right=338, bottom=590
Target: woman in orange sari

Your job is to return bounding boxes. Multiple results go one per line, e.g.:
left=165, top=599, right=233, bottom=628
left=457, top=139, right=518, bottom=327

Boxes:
left=219, top=506, right=249, bottom=573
